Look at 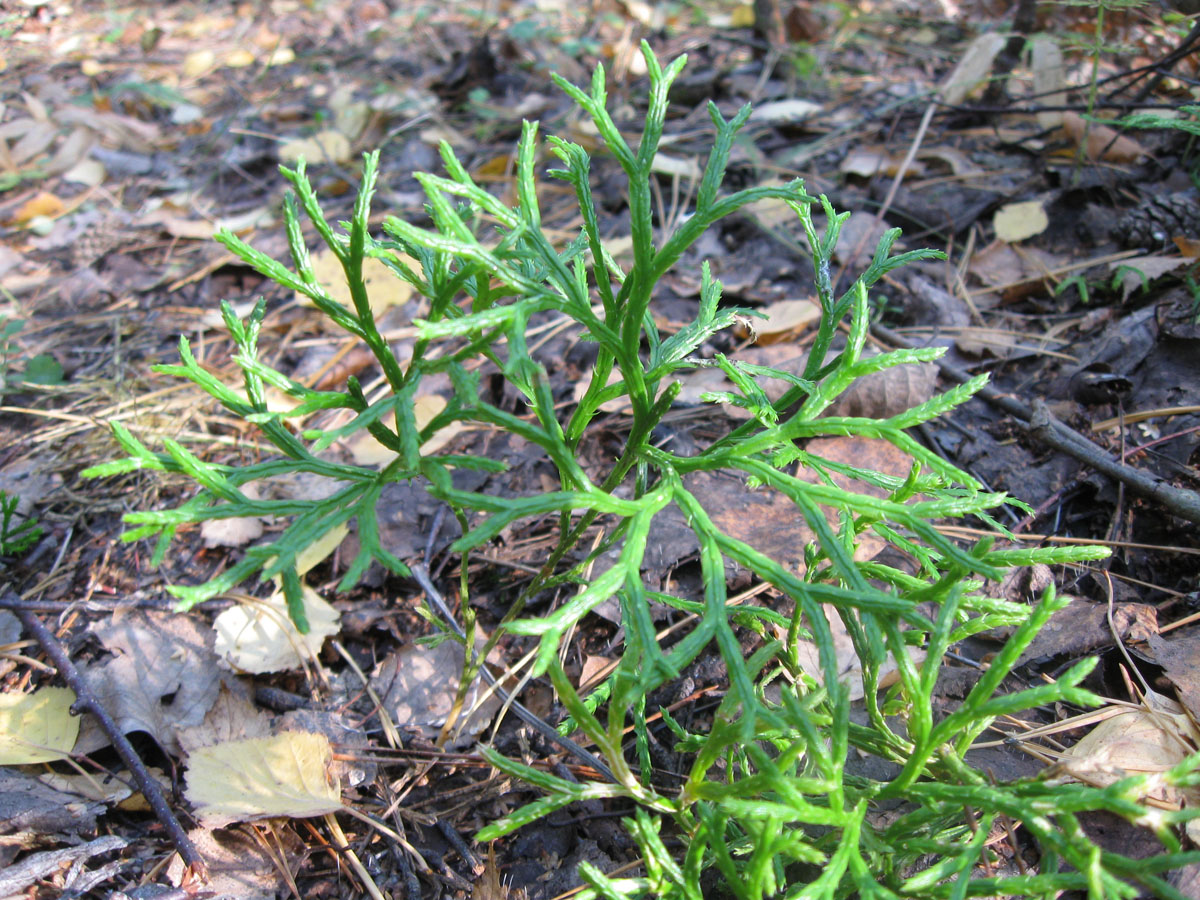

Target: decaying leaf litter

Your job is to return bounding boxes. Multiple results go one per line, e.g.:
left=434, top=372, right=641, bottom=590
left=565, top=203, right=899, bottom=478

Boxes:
left=1, top=0, right=1199, bottom=896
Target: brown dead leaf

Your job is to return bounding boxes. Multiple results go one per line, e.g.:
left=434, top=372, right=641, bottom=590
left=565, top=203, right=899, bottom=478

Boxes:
left=1109, top=254, right=1189, bottom=300
left=177, top=683, right=273, bottom=755
left=370, top=638, right=503, bottom=750
left=829, top=213, right=895, bottom=269
left=1146, top=630, right=1200, bottom=723
left=968, top=241, right=1067, bottom=303
left=1174, top=237, right=1200, bottom=258
left=741, top=298, right=820, bottom=344
left=677, top=345, right=935, bottom=420
left=954, top=326, right=1020, bottom=359
left=788, top=603, right=925, bottom=701
left=840, top=146, right=924, bottom=179
left=648, top=435, right=913, bottom=579
left=473, top=841, right=525, bottom=900
left=166, top=825, right=293, bottom=900
left=995, top=597, right=1157, bottom=665
left=1061, top=690, right=1200, bottom=808
left=73, top=612, right=229, bottom=756
left=579, top=654, right=616, bottom=691
left=824, top=359, right=937, bottom=419
left=915, top=147, right=979, bottom=177
left=1060, top=112, right=1148, bottom=163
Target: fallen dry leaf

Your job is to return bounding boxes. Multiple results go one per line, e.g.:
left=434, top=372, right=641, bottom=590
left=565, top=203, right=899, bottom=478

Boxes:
left=224, top=49, right=256, bottom=68
left=182, top=49, right=215, bottom=79
left=293, top=521, right=348, bottom=577
left=166, top=825, right=293, bottom=900
left=1061, top=112, right=1148, bottom=164
left=176, top=683, right=274, bottom=754
left=344, top=391, right=465, bottom=464
left=1109, top=254, right=1189, bottom=300
left=1061, top=689, right=1200, bottom=809
left=185, top=732, right=342, bottom=826
left=824, top=359, right=937, bottom=419
left=1030, top=35, right=1067, bottom=129
left=742, top=298, right=821, bottom=344
left=200, top=483, right=265, bottom=547
left=840, top=146, right=924, bottom=179
left=0, top=687, right=79, bottom=764
left=213, top=584, right=340, bottom=674
left=371, top=638, right=504, bottom=749
left=299, top=247, right=415, bottom=321
left=938, top=32, right=1005, bottom=105
left=788, top=603, right=925, bottom=701
left=1146, top=630, right=1200, bottom=723
left=74, top=611, right=227, bottom=756
left=968, top=241, right=1067, bottom=303
left=12, top=191, right=64, bottom=225
left=278, top=129, right=353, bottom=165
left=993, top=200, right=1049, bottom=243
left=954, top=326, right=1020, bottom=359
left=750, top=98, right=823, bottom=124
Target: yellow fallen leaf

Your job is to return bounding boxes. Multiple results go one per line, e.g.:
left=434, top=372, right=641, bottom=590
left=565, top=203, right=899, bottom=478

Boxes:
left=182, top=49, right=214, bottom=79
left=12, top=191, right=64, bottom=225
left=0, top=687, right=79, bottom=764
left=297, top=247, right=414, bottom=319
left=279, top=130, right=353, bottom=165
left=294, top=522, right=348, bottom=577
left=213, top=584, right=340, bottom=674
left=993, top=200, right=1049, bottom=243
left=185, top=732, right=341, bottom=826
left=345, top=393, right=465, bottom=464
left=224, top=49, right=256, bottom=68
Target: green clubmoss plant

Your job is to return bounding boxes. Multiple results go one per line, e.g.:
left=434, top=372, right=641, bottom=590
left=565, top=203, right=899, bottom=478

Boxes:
left=85, top=43, right=1200, bottom=899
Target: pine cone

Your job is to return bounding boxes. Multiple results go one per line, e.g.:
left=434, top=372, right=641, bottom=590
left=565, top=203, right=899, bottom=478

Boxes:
left=1113, top=191, right=1200, bottom=249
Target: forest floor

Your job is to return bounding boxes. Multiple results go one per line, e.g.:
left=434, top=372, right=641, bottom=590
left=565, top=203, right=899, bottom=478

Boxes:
left=1, top=0, right=1199, bottom=897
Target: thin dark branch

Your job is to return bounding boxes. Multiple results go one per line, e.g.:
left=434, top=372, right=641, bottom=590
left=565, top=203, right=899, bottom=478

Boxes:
left=870, top=324, right=1200, bottom=525
left=0, top=590, right=209, bottom=879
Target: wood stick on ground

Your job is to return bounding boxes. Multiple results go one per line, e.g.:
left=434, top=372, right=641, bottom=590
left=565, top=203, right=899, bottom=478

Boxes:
left=870, top=323, right=1200, bottom=525
left=0, top=590, right=208, bottom=879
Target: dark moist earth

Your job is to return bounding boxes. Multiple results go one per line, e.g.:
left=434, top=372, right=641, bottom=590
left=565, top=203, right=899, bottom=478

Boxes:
left=1, top=1, right=1199, bottom=897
